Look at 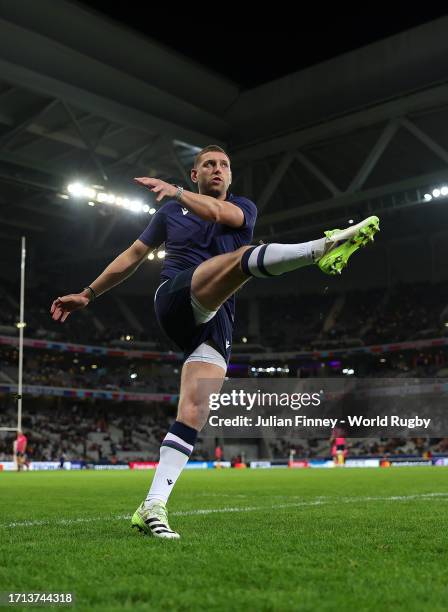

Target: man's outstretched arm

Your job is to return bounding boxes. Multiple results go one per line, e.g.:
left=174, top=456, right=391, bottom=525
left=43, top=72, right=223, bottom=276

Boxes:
left=134, top=177, right=244, bottom=228
left=50, top=239, right=152, bottom=322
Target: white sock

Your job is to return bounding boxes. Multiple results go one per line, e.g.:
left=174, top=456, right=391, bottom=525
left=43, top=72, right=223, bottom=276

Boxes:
left=145, top=422, right=197, bottom=506
left=241, top=239, right=326, bottom=278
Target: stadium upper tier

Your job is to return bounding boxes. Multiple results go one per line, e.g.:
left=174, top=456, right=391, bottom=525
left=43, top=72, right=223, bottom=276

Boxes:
left=1, top=280, right=448, bottom=354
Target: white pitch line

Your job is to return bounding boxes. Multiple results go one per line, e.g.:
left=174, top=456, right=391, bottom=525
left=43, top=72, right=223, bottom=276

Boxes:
left=1, top=492, right=447, bottom=529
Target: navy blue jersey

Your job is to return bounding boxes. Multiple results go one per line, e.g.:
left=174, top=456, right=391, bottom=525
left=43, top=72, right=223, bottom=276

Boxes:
left=139, top=193, right=257, bottom=318
left=138, top=194, right=257, bottom=278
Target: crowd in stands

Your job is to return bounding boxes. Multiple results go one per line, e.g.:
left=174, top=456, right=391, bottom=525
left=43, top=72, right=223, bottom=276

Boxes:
left=2, top=344, right=448, bottom=397
left=0, top=400, right=215, bottom=463
left=0, top=280, right=169, bottom=349
left=268, top=436, right=448, bottom=460
left=1, top=394, right=446, bottom=463
left=2, top=280, right=448, bottom=354
left=2, top=279, right=448, bottom=465
left=0, top=348, right=179, bottom=393
left=257, top=282, right=448, bottom=351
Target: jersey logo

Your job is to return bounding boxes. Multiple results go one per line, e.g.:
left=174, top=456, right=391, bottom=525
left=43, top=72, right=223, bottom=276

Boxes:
left=181, top=207, right=189, bottom=215
left=225, top=339, right=231, bottom=349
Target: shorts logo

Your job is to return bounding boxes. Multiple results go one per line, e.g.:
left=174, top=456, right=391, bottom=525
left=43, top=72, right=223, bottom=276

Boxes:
left=225, top=339, right=231, bottom=349
left=181, top=208, right=189, bottom=215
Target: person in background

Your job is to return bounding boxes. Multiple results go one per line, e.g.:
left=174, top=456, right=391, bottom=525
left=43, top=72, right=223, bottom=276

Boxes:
left=330, top=426, right=347, bottom=466
left=215, top=444, right=223, bottom=468
left=14, top=430, right=28, bottom=471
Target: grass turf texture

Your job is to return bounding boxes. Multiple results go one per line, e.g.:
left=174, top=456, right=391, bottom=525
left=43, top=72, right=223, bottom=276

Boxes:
left=0, top=468, right=447, bottom=611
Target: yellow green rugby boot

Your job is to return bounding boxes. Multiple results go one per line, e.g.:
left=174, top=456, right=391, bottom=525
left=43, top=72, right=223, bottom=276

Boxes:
left=131, top=500, right=180, bottom=540
left=317, top=216, right=380, bottom=275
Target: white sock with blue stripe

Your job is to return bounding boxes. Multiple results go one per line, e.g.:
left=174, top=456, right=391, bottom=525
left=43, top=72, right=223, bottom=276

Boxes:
left=145, top=421, right=197, bottom=506
left=241, top=239, right=326, bottom=278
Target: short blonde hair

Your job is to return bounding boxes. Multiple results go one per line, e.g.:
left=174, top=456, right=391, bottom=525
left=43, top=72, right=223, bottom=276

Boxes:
left=194, top=145, right=230, bottom=168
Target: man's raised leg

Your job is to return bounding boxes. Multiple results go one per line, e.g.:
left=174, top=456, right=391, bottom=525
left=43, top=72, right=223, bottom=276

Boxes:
left=191, top=246, right=253, bottom=311
left=192, top=216, right=380, bottom=311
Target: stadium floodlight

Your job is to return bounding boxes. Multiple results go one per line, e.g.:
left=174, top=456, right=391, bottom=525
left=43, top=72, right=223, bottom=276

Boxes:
left=157, top=250, right=166, bottom=259
left=129, top=200, right=143, bottom=213
left=66, top=183, right=152, bottom=214
left=96, top=192, right=117, bottom=204
left=130, top=373, right=138, bottom=379
left=147, top=253, right=155, bottom=261
left=422, top=183, right=448, bottom=201
left=348, top=219, right=354, bottom=224
left=67, top=182, right=85, bottom=197
left=67, top=183, right=97, bottom=199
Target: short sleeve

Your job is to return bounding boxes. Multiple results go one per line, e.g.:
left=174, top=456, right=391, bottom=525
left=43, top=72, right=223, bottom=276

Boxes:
left=232, top=196, right=257, bottom=232
left=138, top=210, right=166, bottom=247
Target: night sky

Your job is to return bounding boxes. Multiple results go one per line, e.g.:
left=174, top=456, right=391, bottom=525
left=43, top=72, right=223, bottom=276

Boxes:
left=77, top=5, right=447, bottom=89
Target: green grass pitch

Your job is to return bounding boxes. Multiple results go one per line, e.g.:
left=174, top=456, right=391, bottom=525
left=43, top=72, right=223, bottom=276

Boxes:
left=1, top=468, right=447, bottom=611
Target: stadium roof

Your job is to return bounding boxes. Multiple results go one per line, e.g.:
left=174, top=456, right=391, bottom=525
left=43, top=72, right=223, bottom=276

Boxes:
left=0, top=3, right=448, bottom=270
left=100, top=11, right=447, bottom=90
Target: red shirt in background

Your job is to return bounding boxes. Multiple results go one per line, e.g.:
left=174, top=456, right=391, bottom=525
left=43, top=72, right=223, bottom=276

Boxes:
left=16, top=434, right=27, bottom=453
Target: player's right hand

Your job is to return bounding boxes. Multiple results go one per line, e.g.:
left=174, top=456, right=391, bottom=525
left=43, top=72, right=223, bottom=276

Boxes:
left=50, top=294, right=90, bottom=322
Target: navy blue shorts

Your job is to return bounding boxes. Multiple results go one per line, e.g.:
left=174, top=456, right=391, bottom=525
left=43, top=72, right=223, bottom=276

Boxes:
left=154, top=267, right=233, bottom=364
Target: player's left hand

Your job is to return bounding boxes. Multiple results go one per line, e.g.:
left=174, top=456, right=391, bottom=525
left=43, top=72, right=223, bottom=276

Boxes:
left=134, top=177, right=177, bottom=202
